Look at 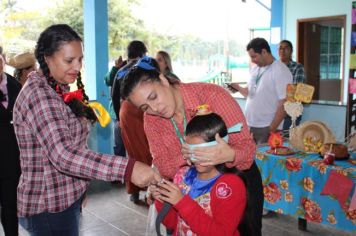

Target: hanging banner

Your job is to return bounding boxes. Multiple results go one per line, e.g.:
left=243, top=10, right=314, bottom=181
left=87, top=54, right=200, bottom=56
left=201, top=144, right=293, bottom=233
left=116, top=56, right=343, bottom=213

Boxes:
left=349, top=78, right=356, bottom=94
left=350, top=54, right=356, bottom=69
left=352, top=32, right=356, bottom=47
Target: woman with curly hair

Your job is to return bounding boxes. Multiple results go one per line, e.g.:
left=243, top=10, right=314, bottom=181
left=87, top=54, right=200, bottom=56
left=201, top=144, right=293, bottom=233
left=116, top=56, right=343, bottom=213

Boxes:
left=12, top=24, right=159, bottom=236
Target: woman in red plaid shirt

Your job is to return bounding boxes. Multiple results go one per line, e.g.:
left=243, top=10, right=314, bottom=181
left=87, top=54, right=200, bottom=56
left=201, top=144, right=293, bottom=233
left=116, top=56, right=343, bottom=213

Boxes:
left=12, top=24, right=159, bottom=236
left=121, top=56, right=263, bottom=236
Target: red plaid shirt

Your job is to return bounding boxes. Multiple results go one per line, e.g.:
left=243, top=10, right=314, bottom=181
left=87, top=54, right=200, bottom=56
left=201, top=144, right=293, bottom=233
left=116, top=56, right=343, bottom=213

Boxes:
left=144, top=82, right=255, bottom=180
left=13, top=72, right=128, bottom=217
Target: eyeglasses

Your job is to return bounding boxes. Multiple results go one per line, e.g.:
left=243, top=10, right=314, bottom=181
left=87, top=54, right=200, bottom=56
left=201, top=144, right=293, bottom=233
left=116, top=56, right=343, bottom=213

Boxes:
left=115, top=56, right=158, bottom=80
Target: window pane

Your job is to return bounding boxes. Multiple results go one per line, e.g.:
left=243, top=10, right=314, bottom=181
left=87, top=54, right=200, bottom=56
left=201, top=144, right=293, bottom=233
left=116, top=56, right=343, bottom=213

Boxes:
left=320, top=26, right=329, bottom=43
left=329, top=55, right=341, bottom=79
left=320, top=42, right=328, bottom=54
left=320, top=55, right=328, bottom=79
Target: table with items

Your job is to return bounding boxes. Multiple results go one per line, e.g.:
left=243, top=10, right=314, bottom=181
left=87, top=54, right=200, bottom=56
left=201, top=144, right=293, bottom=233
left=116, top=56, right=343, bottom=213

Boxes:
left=255, top=144, right=356, bottom=232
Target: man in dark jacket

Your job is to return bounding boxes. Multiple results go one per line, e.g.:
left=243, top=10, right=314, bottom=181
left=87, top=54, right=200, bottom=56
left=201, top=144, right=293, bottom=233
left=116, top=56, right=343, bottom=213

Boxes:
left=0, top=46, right=22, bottom=236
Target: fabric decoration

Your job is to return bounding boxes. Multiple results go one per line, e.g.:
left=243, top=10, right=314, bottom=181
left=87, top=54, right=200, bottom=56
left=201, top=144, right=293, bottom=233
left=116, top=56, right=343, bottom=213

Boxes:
left=353, top=8, right=356, bottom=24
left=350, top=54, right=356, bottom=70
left=321, top=170, right=354, bottom=208
left=195, top=104, right=212, bottom=115
left=352, top=32, right=356, bottom=47
left=216, top=182, right=232, bottom=199
left=61, top=89, right=83, bottom=103
left=349, top=78, right=356, bottom=94
left=88, top=102, right=111, bottom=127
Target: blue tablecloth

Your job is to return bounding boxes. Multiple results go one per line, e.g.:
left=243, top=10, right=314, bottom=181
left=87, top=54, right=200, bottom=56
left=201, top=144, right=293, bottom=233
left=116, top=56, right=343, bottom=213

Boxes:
left=255, top=145, right=356, bottom=232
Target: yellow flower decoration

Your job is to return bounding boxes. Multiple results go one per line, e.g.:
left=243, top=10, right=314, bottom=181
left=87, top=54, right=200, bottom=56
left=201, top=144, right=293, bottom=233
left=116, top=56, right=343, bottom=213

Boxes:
left=285, top=192, right=293, bottom=202
left=276, top=209, right=283, bottom=214
left=327, top=213, right=337, bottom=225
left=255, top=152, right=265, bottom=160
left=280, top=180, right=289, bottom=190
left=303, top=177, right=314, bottom=193
left=317, top=164, right=327, bottom=174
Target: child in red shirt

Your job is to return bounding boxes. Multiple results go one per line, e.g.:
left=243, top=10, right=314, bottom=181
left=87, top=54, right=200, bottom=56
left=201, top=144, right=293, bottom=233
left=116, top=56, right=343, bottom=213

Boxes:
left=154, top=112, right=249, bottom=236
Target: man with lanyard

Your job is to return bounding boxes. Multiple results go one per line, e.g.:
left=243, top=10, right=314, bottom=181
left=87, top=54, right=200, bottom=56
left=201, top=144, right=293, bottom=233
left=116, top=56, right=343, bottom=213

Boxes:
left=278, top=39, right=306, bottom=131
left=229, top=37, right=292, bottom=145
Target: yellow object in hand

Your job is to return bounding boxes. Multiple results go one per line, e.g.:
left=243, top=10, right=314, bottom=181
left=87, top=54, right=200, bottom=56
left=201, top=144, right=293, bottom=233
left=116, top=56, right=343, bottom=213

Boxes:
left=88, top=102, right=111, bottom=127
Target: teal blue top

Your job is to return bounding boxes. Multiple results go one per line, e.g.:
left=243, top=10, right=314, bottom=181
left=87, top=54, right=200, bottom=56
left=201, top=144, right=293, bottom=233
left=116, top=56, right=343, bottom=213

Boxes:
left=104, top=66, right=119, bottom=119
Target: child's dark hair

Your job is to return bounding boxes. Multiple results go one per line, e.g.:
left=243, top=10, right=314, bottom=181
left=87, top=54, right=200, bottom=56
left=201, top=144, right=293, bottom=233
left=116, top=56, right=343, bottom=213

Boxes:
left=120, top=56, right=178, bottom=100
left=35, top=24, right=97, bottom=123
left=185, top=112, right=227, bottom=142
left=186, top=112, right=253, bottom=233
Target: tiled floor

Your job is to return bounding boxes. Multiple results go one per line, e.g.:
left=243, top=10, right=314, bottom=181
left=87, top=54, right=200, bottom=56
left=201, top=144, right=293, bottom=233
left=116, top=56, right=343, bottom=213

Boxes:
left=1, top=180, right=353, bottom=236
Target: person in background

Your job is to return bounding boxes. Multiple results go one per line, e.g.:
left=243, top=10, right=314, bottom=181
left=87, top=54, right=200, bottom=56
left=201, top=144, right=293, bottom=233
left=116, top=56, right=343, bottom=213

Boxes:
left=12, top=24, right=158, bottom=236
left=156, top=50, right=180, bottom=81
left=104, top=55, right=124, bottom=154
left=8, top=52, right=37, bottom=86
left=106, top=40, right=148, bottom=158
left=229, top=38, right=293, bottom=144
left=0, top=46, right=22, bottom=236
left=111, top=40, right=149, bottom=203
left=104, top=55, right=126, bottom=157
left=153, top=112, right=249, bottom=236
left=121, top=56, right=263, bottom=236
left=278, top=39, right=306, bottom=131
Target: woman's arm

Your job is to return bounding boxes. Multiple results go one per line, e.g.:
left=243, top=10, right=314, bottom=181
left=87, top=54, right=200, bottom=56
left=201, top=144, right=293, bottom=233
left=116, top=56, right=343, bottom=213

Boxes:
left=186, top=85, right=255, bottom=170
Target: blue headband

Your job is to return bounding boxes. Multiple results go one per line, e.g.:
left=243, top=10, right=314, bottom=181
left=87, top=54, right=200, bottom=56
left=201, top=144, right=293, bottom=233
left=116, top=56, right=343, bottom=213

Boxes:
left=186, top=122, right=243, bottom=160
left=187, top=135, right=229, bottom=149
left=115, top=56, right=157, bottom=80
left=134, top=56, right=157, bottom=71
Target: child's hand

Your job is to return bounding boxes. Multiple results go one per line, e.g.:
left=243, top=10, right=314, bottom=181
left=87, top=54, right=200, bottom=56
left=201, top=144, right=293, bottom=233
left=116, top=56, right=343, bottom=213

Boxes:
left=147, top=184, right=162, bottom=203
left=156, top=179, right=183, bottom=205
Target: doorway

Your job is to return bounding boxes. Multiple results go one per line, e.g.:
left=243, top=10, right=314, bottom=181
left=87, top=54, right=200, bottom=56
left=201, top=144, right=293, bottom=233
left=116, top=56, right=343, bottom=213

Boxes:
left=297, top=15, right=346, bottom=102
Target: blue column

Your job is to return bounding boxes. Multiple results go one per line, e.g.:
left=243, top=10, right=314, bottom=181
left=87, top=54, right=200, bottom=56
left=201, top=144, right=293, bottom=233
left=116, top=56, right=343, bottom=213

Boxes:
left=270, top=0, right=284, bottom=58
left=83, top=0, right=113, bottom=154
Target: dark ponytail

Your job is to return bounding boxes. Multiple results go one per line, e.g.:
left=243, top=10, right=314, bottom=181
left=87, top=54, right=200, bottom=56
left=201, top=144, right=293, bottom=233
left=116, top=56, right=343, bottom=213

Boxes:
left=35, top=24, right=97, bottom=123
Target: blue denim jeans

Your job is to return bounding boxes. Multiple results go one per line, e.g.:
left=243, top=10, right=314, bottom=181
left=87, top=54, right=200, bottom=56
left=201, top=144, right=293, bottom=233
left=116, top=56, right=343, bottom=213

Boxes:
left=114, top=119, right=126, bottom=157
left=19, top=195, right=83, bottom=236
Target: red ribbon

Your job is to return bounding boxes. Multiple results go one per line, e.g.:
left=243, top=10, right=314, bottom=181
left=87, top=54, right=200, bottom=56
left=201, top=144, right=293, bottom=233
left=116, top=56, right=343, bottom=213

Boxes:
left=62, top=89, right=83, bottom=103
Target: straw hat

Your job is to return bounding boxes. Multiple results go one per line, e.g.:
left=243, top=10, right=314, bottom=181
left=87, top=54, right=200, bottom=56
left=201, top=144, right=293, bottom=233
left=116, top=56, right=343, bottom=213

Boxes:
left=7, top=52, right=36, bottom=70
left=289, top=120, right=336, bottom=152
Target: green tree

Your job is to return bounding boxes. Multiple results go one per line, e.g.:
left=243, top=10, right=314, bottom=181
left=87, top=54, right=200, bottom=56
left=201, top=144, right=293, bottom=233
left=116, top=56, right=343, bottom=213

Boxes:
left=107, top=0, right=145, bottom=59
left=0, top=0, right=42, bottom=55
left=41, top=0, right=83, bottom=38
